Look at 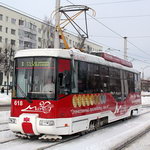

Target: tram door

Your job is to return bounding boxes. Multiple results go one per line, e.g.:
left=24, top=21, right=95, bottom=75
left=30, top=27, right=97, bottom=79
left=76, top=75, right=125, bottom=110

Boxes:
left=121, top=70, right=129, bottom=100
left=57, top=59, right=71, bottom=98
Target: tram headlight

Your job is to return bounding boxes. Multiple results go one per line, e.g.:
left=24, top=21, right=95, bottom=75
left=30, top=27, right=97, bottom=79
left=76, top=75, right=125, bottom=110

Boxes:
left=9, top=118, right=17, bottom=124
left=39, top=120, right=55, bottom=126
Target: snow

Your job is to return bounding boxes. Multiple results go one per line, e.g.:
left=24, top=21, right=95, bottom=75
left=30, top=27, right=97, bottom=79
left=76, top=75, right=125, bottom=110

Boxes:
left=141, top=92, right=150, bottom=105
left=0, top=111, right=10, bottom=123
left=0, top=93, right=150, bottom=150
left=0, top=92, right=11, bottom=105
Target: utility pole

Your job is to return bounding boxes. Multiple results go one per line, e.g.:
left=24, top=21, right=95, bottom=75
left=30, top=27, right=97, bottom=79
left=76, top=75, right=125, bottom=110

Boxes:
left=54, top=0, right=60, bottom=48
left=124, top=37, right=127, bottom=60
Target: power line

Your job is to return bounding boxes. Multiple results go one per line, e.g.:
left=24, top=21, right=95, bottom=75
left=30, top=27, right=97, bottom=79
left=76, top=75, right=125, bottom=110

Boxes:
left=89, top=35, right=150, bottom=39
left=66, top=0, right=150, bottom=58
left=71, top=14, right=150, bottom=20
left=128, top=36, right=150, bottom=38
left=0, top=2, right=47, bottom=24
left=127, top=40, right=150, bottom=56
left=89, top=35, right=120, bottom=38
left=96, top=14, right=150, bottom=20
left=87, top=35, right=150, bottom=65
left=84, top=0, right=145, bottom=6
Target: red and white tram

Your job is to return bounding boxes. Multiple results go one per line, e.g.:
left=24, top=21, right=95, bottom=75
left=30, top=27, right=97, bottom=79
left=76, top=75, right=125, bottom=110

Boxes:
left=9, top=48, right=141, bottom=139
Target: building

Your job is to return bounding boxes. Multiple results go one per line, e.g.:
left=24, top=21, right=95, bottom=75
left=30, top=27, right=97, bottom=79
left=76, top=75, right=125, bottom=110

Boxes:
left=141, top=79, right=150, bottom=91
left=0, top=4, right=103, bottom=88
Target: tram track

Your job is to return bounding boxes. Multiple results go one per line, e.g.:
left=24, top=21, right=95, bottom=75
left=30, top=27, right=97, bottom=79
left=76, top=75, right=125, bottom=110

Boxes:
left=0, top=122, right=8, bottom=125
left=0, top=107, right=150, bottom=149
left=112, top=125, right=150, bottom=150
left=37, top=134, right=80, bottom=150
left=36, top=109, right=150, bottom=150
left=0, top=128, right=9, bottom=132
left=0, top=137, right=18, bottom=144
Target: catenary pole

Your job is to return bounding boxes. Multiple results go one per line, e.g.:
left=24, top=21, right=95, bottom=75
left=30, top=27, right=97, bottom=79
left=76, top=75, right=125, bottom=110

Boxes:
left=124, top=37, right=128, bottom=60
left=54, top=0, right=60, bottom=48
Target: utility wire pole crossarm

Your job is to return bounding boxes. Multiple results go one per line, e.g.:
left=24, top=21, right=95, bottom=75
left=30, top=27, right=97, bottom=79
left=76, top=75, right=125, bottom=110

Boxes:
left=54, top=0, right=61, bottom=48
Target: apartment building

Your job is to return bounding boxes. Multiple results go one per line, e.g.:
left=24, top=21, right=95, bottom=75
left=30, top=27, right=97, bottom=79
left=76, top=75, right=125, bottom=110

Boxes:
left=0, top=4, right=103, bottom=87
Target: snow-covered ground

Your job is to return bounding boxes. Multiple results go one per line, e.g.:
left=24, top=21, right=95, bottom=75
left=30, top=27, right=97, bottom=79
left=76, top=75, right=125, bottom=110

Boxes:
left=141, top=92, right=150, bottom=105
left=0, top=92, right=11, bottom=105
left=0, top=93, right=150, bottom=150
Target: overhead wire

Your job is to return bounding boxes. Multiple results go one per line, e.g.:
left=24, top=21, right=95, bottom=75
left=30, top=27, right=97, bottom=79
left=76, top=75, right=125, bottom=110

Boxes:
left=66, top=0, right=150, bottom=59
left=84, top=0, right=145, bottom=6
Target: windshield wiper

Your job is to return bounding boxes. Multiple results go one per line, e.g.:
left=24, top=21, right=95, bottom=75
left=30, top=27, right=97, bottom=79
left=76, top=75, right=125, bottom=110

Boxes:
left=16, top=84, right=33, bottom=103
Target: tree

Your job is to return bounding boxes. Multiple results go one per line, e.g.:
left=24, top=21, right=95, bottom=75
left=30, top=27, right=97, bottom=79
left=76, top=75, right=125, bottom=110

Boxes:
left=1, top=46, right=15, bottom=94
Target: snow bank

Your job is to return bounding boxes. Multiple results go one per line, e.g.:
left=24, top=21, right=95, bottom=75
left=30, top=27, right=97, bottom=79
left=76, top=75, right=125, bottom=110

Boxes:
left=0, top=93, right=11, bottom=105
left=141, top=92, right=150, bottom=105
left=142, top=96, right=150, bottom=105
left=0, top=111, right=10, bottom=123
left=141, top=91, right=150, bottom=96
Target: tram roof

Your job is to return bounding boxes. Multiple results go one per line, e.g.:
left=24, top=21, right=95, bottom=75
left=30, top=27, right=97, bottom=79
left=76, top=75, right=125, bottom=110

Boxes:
left=15, top=48, right=138, bottom=73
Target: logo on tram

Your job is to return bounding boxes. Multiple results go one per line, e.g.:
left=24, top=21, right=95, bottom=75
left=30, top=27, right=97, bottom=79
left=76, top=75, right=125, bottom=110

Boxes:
left=21, top=101, right=54, bottom=114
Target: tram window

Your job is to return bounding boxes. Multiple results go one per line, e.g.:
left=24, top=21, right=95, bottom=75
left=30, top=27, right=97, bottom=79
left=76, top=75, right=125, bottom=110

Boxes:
left=109, top=68, right=120, bottom=78
left=72, top=61, right=78, bottom=93
left=101, top=66, right=109, bottom=76
left=100, top=66, right=109, bottom=93
left=109, top=68, right=121, bottom=101
left=58, top=59, right=71, bottom=97
left=78, top=61, right=88, bottom=93
left=134, top=73, right=140, bottom=92
left=14, top=57, right=56, bottom=99
left=128, top=72, right=134, bottom=93
left=87, top=63, right=100, bottom=93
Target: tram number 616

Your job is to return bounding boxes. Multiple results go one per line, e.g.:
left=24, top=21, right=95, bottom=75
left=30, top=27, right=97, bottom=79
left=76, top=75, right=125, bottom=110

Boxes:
left=14, top=100, right=23, bottom=106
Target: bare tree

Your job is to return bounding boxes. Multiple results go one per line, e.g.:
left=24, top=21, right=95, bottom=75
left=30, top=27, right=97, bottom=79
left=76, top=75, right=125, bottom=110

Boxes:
left=1, top=46, right=15, bottom=94
left=41, top=17, right=54, bottom=48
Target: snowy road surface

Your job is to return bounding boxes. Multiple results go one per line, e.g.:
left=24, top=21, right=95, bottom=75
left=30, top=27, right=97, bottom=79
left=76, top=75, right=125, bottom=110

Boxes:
left=0, top=94, right=150, bottom=150
left=123, top=131, right=150, bottom=150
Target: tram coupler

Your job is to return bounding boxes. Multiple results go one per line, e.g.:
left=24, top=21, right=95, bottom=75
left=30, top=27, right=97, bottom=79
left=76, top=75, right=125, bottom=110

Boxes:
left=39, top=134, right=62, bottom=141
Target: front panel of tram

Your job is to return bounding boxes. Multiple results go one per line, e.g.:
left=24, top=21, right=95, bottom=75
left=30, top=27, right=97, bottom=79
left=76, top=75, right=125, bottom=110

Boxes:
left=9, top=57, right=59, bottom=136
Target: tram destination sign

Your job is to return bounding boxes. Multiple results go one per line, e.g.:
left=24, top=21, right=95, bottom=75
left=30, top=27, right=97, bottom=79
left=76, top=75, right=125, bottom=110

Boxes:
left=21, top=61, right=50, bottom=67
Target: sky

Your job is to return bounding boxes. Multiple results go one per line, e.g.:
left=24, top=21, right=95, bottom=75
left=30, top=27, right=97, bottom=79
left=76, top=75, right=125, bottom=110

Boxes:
left=0, top=0, right=150, bottom=78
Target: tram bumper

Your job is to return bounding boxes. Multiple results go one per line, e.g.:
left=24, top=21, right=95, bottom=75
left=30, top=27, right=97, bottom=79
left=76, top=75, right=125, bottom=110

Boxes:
left=9, top=114, right=71, bottom=135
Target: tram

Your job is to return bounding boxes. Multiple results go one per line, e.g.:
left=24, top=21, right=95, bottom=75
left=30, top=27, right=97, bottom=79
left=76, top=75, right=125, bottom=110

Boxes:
left=9, top=48, right=141, bottom=140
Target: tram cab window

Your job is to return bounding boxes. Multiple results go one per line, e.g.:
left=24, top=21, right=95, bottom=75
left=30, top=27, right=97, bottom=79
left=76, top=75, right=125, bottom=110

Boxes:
left=14, top=57, right=56, bottom=99
left=58, top=59, right=71, bottom=97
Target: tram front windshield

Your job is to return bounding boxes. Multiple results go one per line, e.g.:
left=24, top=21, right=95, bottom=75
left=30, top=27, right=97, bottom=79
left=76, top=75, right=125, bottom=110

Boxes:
left=13, top=57, right=56, bottom=100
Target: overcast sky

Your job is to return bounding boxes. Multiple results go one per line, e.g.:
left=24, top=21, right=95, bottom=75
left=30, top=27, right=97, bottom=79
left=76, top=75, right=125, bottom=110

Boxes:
left=1, top=0, right=150, bottom=78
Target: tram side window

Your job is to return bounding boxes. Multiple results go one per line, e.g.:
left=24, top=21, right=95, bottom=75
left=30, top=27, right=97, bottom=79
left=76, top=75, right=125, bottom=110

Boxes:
left=78, top=61, right=88, bottom=93
left=87, top=63, right=100, bottom=93
left=100, top=66, right=109, bottom=92
left=109, top=68, right=121, bottom=101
